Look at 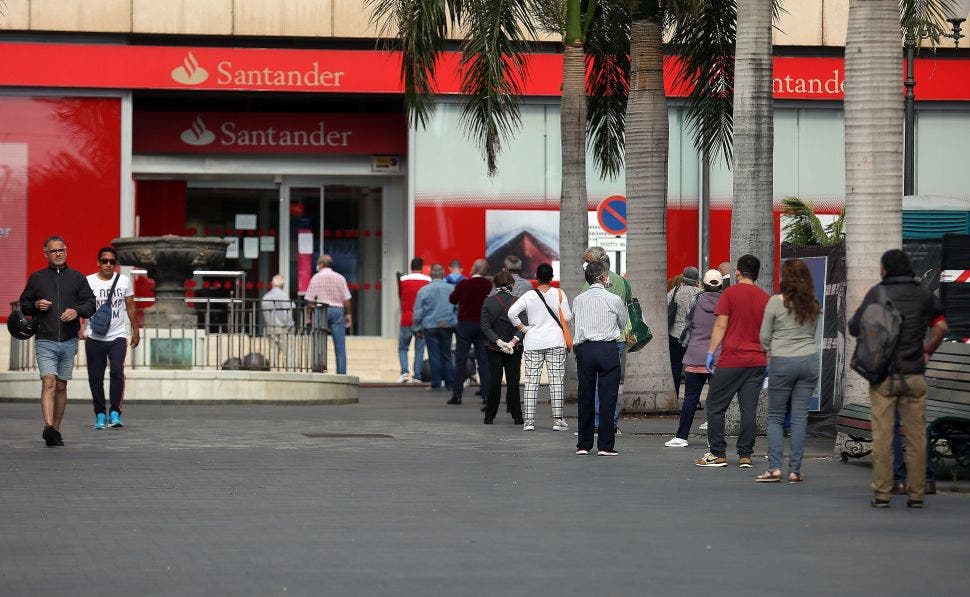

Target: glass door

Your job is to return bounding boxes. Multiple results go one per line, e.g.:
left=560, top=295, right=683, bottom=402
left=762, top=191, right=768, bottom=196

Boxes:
left=284, top=183, right=383, bottom=336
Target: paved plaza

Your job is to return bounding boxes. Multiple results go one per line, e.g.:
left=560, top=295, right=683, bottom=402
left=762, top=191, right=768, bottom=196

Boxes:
left=0, top=387, right=967, bottom=596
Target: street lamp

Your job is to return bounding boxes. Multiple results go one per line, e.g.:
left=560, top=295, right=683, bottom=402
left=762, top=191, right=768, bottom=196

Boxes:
left=943, top=0, right=970, bottom=47
left=903, top=0, right=970, bottom=196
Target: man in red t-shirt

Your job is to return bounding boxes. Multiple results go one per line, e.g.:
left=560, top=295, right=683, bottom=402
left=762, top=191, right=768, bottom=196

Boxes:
left=398, top=258, right=431, bottom=383
left=695, top=254, right=770, bottom=468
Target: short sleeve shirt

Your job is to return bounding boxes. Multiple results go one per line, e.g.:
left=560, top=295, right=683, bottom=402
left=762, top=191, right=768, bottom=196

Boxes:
left=85, top=273, right=134, bottom=342
left=715, top=282, right=770, bottom=368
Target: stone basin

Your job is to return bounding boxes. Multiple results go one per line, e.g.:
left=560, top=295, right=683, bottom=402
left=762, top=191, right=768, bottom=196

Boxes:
left=112, top=235, right=228, bottom=328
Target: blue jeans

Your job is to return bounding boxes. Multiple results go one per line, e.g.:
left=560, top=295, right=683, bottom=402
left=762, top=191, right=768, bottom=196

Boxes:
left=317, top=306, right=347, bottom=374
left=36, top=338, right=78, bottom=380
left=594, top=342, right=625, bottom=429
left=398, top=325, right=426, bottom=378
left=766, top=354, right=819, bottom=473
left=452, top=321, right=488, bottom=400
left=424, top=327, right=454, bottom=389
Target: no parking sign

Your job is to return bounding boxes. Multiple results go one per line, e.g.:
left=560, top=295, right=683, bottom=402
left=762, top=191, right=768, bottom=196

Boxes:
left=596, top=195, right=627, bottom=235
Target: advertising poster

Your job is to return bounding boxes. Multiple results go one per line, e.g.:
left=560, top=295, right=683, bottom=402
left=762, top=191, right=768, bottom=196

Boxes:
left=485, top=210, right=559, bottom=277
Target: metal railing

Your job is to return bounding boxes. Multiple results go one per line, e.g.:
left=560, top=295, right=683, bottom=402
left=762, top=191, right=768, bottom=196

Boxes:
left=9, top=298, right=332, bottom=373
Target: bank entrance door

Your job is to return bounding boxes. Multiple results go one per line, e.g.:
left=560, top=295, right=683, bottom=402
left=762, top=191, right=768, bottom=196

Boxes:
left=282, top=181, right=383, bottom=336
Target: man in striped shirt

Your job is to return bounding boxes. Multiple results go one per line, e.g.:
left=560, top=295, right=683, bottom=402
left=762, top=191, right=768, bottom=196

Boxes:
left=573, top=260, right=628, bottom=456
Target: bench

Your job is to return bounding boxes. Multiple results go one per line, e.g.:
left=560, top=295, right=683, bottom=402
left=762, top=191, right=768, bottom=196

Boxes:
left=836, top=342, right=970, bottom=470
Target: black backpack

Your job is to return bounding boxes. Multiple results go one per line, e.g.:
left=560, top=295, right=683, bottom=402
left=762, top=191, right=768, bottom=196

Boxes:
left=850, top=286, right=903, bottom=384
left=667, top=286, right=680, bottom=329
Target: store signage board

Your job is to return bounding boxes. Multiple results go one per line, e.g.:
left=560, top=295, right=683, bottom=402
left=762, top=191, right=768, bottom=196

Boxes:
left=134, top=112, right=406, bottom=155
left=2, top=42, right=970, bottom=101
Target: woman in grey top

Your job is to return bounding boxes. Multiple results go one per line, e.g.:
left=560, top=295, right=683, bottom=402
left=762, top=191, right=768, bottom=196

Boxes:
left=756, top=259, right=821, bottom=483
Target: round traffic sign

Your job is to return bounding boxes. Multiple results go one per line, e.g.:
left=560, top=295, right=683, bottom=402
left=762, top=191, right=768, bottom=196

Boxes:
left=596, top=195, right=627, bottom=235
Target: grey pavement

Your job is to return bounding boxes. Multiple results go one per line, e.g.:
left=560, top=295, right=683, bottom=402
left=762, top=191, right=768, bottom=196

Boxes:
left=0, top=386, right=967, bottom=596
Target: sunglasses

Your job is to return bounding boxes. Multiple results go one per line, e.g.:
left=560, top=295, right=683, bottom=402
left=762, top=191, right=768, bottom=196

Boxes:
left=100, top=259, right=117, bottom=265
left=45, top=248, right=67, bottom=254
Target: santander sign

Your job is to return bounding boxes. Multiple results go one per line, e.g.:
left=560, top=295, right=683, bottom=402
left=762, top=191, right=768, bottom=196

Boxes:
left=170, top=51, right=344, bottom=89
left=135, top=111, right=407, bottom=155
left=178, top=114, right=352, bottom=148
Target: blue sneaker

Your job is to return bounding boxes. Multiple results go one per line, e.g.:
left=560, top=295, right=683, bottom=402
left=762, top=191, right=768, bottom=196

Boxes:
left=109, top=411, right=124, bottom=428
left=94, top=413, right=106, bottom=429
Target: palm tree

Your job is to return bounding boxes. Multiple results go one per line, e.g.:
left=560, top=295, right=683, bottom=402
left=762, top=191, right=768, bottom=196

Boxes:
left=842, top=0, right=955, bottom=406
left=731, top=0, right=774, bottom=292
left=781, top=197, right=844, bottom=247
left=617, top=1, right=737, bottom=411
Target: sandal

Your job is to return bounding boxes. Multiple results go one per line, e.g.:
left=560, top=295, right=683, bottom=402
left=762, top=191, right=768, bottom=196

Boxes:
left=755, top=469, right=782, bottom=483
left=788, top=473, right=804, bottom=484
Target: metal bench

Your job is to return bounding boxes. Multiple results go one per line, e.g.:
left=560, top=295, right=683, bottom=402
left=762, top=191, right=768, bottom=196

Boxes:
left=836, top=342, right=970, bottom=469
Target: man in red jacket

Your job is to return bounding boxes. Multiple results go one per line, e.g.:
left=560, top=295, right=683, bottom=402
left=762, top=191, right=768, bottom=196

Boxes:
left=398, top=258, right=430, bottom=383
left=447, top=258, right=492, bottom=405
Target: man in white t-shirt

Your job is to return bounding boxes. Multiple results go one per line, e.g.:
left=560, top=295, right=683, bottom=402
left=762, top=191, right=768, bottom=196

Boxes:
left=80, top=246, right=139, bottom=429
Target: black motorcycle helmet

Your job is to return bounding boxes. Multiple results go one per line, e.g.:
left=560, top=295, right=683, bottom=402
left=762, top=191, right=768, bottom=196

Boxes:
left=7, top=310, right=37, bottom=340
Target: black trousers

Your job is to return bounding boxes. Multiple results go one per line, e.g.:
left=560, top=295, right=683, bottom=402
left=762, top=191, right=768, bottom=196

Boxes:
left=452, top=321, right=489, bottom=400
left=484, top=348, right=523, bottom=422
left=576, top=341, right=621, bottom=451
left=85, top=337, right=128, bottom=415
left=669, top=335, right=687, bottom=396
left=705, top=366, right=766, bottom=458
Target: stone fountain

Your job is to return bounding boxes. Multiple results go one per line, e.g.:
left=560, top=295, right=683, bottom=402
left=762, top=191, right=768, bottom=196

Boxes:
left=112, top=235, right=229, bottom=327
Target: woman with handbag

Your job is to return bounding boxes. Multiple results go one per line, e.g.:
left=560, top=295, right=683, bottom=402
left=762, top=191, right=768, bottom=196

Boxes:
left=507, top=263, right=573, bottom=432
left=480, top=271, right=525, bottom=425
left=664, top=269, right=723, bottom=448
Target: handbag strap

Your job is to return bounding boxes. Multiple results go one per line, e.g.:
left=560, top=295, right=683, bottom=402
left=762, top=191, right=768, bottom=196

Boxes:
left=534, top=288, right=565, bottom=332
left=107, top=273, right=120, bottom=297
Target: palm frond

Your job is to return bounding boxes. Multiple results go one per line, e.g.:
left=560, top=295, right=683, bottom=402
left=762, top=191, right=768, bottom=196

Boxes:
left=900, top=0, right=958, bottom=44
left=368, top=0, right=455, bottom=128
left=458, top=0, right=541, bottom=174
left=781, top=196, right=845, bottom=246
left=585, top=0, right=631, bottom=179
left=667, top=0, right=737, bottom=165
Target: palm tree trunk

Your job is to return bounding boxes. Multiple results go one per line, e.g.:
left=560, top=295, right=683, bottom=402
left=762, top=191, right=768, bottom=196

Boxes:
left=843, top=0, right=904, bottom=405
left=623, top=18, right=676, bottom=412
left=731, top=0, right=774, bottom=291
left=560, top=42, right=588, bottom=308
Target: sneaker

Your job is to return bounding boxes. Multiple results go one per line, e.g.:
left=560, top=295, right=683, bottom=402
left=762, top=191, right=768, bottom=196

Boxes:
left=614, top=426, right=622, bottom=436
left=664, top=437, right=689, bottom=448
left=699, top=421, right=708, bottom=430
left=109, top=411, right=124, bottom=428
left=598, top=449, right=619, bottom=457
left=396, top=373, right=410, bottom=383
left=553, top=418, right=569, bottom=431
left=446, top=397, right=462, bottom=405
left=695, top=453, right=727, bottom=467
left=576, top=449, right=589, bottom=455
left=409, top=377, right=423, bottom=384
left=94, top=413, right=106, bottom=429
left=870, top=498, right=890, bottom=509
left=738, top=457, right=753, bottom=469
left=522, top=421, right=535, bottom=431
left=42, top=426, right=59, bottom=447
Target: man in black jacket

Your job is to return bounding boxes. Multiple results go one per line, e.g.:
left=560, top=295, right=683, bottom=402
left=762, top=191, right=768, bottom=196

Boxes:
left=849, top=249, right=947, bottom=508
left=18, top=236, right=96, bottom=447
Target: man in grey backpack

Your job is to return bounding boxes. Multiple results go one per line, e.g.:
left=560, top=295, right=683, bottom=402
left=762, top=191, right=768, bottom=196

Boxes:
left=849, top=250, right=947, bottom=508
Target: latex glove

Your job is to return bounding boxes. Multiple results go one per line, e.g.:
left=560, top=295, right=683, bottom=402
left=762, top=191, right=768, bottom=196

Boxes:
left=519, top=325, right=534, bottom=334
left=496, top=339, right=514, bottom=354
left=705, top=352, right=716, bottom=373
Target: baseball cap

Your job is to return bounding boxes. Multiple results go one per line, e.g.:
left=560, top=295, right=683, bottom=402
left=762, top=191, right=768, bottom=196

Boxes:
left=702, top=269, right=723, bottom=288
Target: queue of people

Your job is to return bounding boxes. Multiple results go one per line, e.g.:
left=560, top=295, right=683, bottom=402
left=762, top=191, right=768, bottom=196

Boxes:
left=16, top=235, right=949, bottom=508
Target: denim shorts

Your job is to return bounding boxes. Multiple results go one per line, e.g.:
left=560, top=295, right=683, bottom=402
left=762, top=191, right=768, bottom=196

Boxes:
left=35, top=338, right=79, bottom=380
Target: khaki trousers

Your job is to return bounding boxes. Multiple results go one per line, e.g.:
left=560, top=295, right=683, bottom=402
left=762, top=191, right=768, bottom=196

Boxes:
left=870, top=374, right=927, bottom=501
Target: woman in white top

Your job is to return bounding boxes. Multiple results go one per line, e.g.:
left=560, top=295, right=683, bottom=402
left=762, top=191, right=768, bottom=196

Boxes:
left=507, top=263, right=573, bottom=431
